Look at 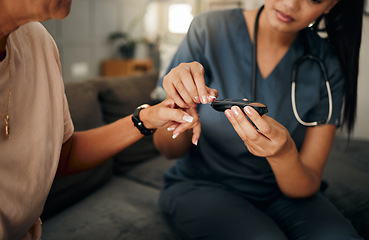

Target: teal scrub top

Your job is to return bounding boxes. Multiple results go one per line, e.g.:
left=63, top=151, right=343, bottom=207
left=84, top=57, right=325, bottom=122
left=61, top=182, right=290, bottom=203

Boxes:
left=159, top=8, right=344, bottom=201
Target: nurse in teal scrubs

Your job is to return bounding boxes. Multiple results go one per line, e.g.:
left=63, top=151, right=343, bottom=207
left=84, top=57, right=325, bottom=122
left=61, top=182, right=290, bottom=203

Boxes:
left=154, top=0, right=365, bottom=239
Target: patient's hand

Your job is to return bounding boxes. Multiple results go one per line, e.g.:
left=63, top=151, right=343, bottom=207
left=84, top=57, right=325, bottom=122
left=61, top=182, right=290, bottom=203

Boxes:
left=140, top=98, right=201, bottom=145
left=163, top=61, right=218, bottom=108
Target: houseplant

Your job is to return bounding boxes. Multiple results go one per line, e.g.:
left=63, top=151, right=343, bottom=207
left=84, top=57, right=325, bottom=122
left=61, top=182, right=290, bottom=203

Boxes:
left=108, top=32, right=136, bottom=59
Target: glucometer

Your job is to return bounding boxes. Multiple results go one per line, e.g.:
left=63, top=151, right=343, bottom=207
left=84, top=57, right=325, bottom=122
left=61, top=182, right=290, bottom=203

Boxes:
left=211, top=99, right=268, bottom=116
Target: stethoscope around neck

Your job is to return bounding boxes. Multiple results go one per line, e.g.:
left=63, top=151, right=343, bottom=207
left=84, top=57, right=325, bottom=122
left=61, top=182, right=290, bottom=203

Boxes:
left=252, top=6, right=332, bottom=126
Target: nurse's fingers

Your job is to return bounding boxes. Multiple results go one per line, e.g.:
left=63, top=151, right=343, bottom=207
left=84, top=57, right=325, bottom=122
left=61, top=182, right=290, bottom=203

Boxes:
left=225, top=107, right=257, bottom=142
left=244, top=106, right=272, bottom=138
left=189, top=62, right=210, bottom=104
left=176, top=62, right=201, bottom=106
left=162, top=74, right=191, bottom=108
left=225, top=106, right=269, bottom=144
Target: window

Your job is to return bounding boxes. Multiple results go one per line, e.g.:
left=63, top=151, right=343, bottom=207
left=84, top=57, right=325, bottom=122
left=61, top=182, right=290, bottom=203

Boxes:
left=168, top=3, right=193, bottom=34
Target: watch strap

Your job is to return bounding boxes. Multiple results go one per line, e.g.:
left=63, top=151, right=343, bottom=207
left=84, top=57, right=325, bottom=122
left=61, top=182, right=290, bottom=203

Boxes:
left=132, top=105, right=156, bottom=136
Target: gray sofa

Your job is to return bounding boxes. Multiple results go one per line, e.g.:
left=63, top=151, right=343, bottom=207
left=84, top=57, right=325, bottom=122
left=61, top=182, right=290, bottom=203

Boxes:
left=41, top=71, right=369, bottom=239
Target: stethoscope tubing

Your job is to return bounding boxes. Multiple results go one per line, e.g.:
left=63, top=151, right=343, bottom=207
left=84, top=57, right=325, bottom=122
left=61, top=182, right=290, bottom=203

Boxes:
left=291, top=79, right=332, bottom=126
left=291, top=55, right=333, bottom=126
left=253, top=6, right=333, bottom=126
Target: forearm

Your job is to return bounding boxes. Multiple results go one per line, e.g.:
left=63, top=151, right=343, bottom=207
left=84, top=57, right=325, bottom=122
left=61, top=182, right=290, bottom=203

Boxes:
left=58, top=99, right=199, bottom=175
left=267, top=125, right=336, bottom=198
left=58, top=115, right=142, bottom=175
left=267, top=143, right=322, bottom=198
left=153, top=128, right=193, bottom=159
left=269, top=125, right=337, bottom=198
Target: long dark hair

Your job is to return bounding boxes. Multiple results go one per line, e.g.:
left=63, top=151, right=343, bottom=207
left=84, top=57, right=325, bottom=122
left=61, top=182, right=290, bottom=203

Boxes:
left=312, top=0, right=364, bottom=136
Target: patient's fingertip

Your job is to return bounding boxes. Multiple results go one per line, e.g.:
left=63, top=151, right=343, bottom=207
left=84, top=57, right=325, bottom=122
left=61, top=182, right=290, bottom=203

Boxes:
left=172, top=133, right=179, bottom=139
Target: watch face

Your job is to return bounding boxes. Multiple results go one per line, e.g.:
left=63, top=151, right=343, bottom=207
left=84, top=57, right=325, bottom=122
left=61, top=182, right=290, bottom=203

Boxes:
left=138, top=104, right=150, bottom=109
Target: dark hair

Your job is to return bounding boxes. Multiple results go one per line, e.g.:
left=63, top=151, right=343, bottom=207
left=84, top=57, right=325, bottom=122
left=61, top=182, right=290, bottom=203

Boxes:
left=312, top=0, right=364, bottom=136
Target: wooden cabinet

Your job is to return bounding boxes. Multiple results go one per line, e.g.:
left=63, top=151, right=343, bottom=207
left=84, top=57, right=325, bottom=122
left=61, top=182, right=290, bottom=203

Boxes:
left=102, top=58, right=154, bottom=77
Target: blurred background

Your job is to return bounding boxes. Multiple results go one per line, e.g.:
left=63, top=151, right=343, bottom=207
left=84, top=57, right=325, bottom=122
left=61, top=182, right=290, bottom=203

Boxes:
left=41, top=0, right=369, bottom=140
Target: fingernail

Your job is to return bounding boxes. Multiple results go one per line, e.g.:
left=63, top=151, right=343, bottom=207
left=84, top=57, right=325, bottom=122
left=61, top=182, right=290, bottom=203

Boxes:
left=172, top=133, right=179, bottom=139
left=225, top=109, right=232, bottom=118
left=167, top=126, right=175, bottom=131
left=232, top=106, right=240, bottom=115
left=193, top=96, right=200, bottom=103
left=208, top=95, right=216, bottom=102
left=193, top=139, right=198, bottom=146
left=244, top=106, right=252, bottom=115
left=183, top=115, right=193, bottom=123
left=201, top=96, right=207, bottom=104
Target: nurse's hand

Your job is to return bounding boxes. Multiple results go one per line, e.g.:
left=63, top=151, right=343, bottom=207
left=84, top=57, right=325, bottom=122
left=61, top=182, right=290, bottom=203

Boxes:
left=224, top=105, right=295, bottom=159
left=163, top=61, right=218, bottom=108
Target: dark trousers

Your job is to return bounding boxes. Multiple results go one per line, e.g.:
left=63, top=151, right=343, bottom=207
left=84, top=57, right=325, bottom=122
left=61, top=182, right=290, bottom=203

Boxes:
left=159, top=180, right=362, bottom=240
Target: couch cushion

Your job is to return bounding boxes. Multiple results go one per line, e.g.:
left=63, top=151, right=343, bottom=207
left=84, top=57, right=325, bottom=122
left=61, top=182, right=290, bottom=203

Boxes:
left=125, top=155, right=176, bottom=189
left=42, top=160, right=113, bottom=220
left=98, top=71, right=159, bottom=123
left=64, top=80, right=105, bottom=131
left=42, top=177, right=179, bottom=240
left=113, top=136, right=160, bottom=174
left=323, top=137, right=369, bottom=239
left=97, top=71, right=160, bottom=174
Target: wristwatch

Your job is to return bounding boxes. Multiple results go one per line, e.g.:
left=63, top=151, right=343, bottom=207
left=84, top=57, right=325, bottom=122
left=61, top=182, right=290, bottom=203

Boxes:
left=132, top=104, right=156, bottom=136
